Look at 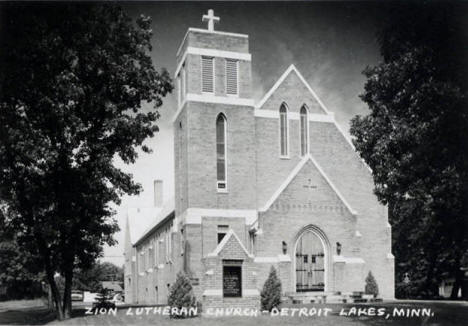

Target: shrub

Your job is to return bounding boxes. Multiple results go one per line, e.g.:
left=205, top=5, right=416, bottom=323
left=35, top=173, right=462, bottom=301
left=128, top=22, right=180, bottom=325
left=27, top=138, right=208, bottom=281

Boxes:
left=261, top=266, right=282, bottom=311
left=365, top=271, right=379, bottom=297
left=167, top=272, right=198, bottom=318
left=92, top=287, right=115, bottom=312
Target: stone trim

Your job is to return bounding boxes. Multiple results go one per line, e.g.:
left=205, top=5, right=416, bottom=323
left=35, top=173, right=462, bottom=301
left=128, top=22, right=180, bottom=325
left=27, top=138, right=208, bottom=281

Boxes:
left=176, top=27, right=249, bottom=57
left=243, top=289, right=260, bottom=296
left=333, top=255, right=365, bottom=264
left=180, top=208, right=258, bottom=225
left=254, top=109, right=335, bottom=122
left=253, top=255, right=291, bottom=263
left=176, top=46, right=251, bottom=77
left=173, top=94, right=254, bottom=122
left=203, top=289, right=222, bottom=296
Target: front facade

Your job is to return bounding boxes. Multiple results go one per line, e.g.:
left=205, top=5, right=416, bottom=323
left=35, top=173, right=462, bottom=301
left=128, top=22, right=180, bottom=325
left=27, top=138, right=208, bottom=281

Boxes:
left=124, top=10, right=394, bottom=309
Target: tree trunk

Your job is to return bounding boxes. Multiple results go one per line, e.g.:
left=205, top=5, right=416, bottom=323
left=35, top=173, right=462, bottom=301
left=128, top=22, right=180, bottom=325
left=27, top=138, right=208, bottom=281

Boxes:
left=62, top=268, right=73, bottom=319
left=45, top=267, right=64, bottom=320
left=35, top=234, right=65, bottom=320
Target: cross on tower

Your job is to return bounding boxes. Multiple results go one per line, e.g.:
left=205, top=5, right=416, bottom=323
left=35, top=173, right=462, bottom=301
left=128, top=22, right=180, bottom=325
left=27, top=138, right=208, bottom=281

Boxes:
left=202, top=9, right=220, bottom=32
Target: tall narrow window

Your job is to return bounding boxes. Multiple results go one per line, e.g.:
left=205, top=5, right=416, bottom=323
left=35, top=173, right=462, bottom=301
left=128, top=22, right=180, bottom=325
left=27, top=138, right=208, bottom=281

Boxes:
left=280, top=104, right=288, bottom=157
left=177, top=76, right=181, bottom=105
left=225, top=59, right=238, bottom=95
left=181, top=63, right=186, bottom=100
left=300, top=105, right=309, bottom=156
left=216, top=114, right=227, bottom=190
left=202, top=56, right=214, bottom=93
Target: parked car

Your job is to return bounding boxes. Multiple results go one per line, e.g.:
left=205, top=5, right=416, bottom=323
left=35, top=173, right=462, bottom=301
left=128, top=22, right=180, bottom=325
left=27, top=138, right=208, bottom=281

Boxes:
left=111, top=293, right=124, bottom=305
left=71, top=290, right=84, bottom=301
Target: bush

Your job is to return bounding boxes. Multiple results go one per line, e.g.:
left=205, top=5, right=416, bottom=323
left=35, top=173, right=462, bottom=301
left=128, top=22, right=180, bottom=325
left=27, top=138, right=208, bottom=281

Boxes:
left=92, top=287, right=115, bottom=312
left=365, top=271, right=379, bottom=297
left=167, top=272, right=198, bottom=318
left=261, top=266, right=282, bottom=311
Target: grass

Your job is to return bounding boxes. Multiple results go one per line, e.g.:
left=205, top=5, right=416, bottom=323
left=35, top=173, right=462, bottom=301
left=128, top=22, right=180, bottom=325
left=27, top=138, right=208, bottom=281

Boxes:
left=0, top=300, right=466, bottom=325
left=0, top=299, right=56, bottom=325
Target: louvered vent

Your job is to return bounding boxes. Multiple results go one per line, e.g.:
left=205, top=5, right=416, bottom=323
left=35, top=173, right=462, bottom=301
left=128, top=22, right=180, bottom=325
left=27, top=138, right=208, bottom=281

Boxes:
left=202, top=56, right=214, bottom=93
left=226, top=59, right=238, bottom=95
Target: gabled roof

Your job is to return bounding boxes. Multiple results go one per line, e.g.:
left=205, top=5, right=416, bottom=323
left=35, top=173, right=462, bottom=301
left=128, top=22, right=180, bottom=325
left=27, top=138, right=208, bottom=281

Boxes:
left=101, top=281, right=123, bottom=292
left=259, top=154, right=358, bottom=216
left=207, top=229, right=253, bottom=258
left=126, top=206, right=161, bottom=246
left=132, top=198, right=175, bottom=247
left=255, top=64, right=330, bottom=113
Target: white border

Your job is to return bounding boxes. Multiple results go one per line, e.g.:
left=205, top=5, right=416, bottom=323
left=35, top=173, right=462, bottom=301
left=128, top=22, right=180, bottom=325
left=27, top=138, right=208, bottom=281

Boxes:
left=259, top=154, right=358, bottom=215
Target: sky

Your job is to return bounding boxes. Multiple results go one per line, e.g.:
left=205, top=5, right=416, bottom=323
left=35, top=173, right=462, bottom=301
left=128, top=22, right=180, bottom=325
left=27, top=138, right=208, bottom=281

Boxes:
left=104, top=1, right=389, bottom=266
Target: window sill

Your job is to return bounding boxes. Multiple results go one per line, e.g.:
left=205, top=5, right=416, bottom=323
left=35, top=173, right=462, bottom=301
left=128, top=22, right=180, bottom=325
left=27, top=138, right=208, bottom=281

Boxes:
left=279, top=156, right=290, bottom=160
left=217, top=189, right=229, bottom=194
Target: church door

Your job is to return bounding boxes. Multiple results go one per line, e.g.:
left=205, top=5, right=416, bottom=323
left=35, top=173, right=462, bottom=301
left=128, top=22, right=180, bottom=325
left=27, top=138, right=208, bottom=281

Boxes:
left=295, top=231, right=325, bottom=292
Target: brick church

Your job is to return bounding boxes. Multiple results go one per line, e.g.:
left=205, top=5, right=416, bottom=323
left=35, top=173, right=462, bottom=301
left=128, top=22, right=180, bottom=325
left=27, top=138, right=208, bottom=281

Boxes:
left=124, top=9, right=395, bottom=308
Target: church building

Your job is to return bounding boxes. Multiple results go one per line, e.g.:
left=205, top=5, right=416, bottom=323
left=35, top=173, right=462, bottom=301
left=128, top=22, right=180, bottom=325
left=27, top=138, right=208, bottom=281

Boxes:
left=124, top=9, right=395, bottom=309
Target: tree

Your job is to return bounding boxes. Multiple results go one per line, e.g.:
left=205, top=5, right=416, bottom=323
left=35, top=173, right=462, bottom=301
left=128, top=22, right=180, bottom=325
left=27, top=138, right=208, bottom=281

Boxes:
left=365, top=271, right=379, bottom=298
left=74, top=261, right=124, bottom=292
left=167, top=272, right=198, bottom=318
left=0, top=3, right=172, bottom=319
left=261, top=266, right=282, bottom=311
left=0, top=209, right=45, bottom=300
left=350, top=3, right=468, bottom=299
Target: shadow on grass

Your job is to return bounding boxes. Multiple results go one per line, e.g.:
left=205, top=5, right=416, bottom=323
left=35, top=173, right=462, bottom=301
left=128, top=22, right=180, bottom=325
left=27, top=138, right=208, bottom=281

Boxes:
left=0, top=307, right=87, bottom=325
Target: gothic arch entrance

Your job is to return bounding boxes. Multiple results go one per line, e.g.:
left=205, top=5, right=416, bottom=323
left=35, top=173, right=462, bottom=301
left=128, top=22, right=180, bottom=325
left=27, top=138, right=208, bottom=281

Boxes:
left=294, top=226, right=328, bottom=292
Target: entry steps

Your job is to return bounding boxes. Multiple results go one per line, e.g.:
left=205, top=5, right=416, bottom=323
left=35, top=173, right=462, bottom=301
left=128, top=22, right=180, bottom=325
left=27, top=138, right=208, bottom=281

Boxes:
left=284, top=291, right=383, bottom=304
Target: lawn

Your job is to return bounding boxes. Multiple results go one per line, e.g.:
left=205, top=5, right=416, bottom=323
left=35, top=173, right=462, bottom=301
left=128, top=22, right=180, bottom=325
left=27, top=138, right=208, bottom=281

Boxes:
left=42, top=301, right=467, bottom=326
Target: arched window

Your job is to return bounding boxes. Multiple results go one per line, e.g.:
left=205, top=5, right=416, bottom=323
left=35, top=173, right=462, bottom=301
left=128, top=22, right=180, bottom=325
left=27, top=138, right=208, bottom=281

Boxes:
left=216, top=114, right=227, bottom=191
left=300, top=105, right=309, bottom=156
left=279, top=104, right=289, bottom=157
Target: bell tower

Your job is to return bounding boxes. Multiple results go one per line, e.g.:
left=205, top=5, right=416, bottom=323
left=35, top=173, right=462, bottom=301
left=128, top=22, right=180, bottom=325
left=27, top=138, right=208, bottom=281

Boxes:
left=173, top=9, right=257, bottom=223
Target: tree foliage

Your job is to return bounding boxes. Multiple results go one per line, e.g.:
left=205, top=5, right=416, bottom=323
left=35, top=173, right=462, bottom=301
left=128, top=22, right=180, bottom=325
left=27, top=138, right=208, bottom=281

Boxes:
left=0, top=216, right=45, bottom=299
left=0, top=3, right=172, bottom=318
left=350, top=3, right=468, bottom=299
left=365, top=271, right=379, bottom=298
left=74, top=261, right=124, bottom=292
left=167, top=272, right=198, bottom=318
left=261, top=266, right=282, bottom=311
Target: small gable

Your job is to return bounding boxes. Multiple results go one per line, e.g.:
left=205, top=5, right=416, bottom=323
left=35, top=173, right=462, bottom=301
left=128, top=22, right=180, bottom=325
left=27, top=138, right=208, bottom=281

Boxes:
left=256, top=65, right=329, bottom=115
left=208, top=229, right=252, bottom=259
